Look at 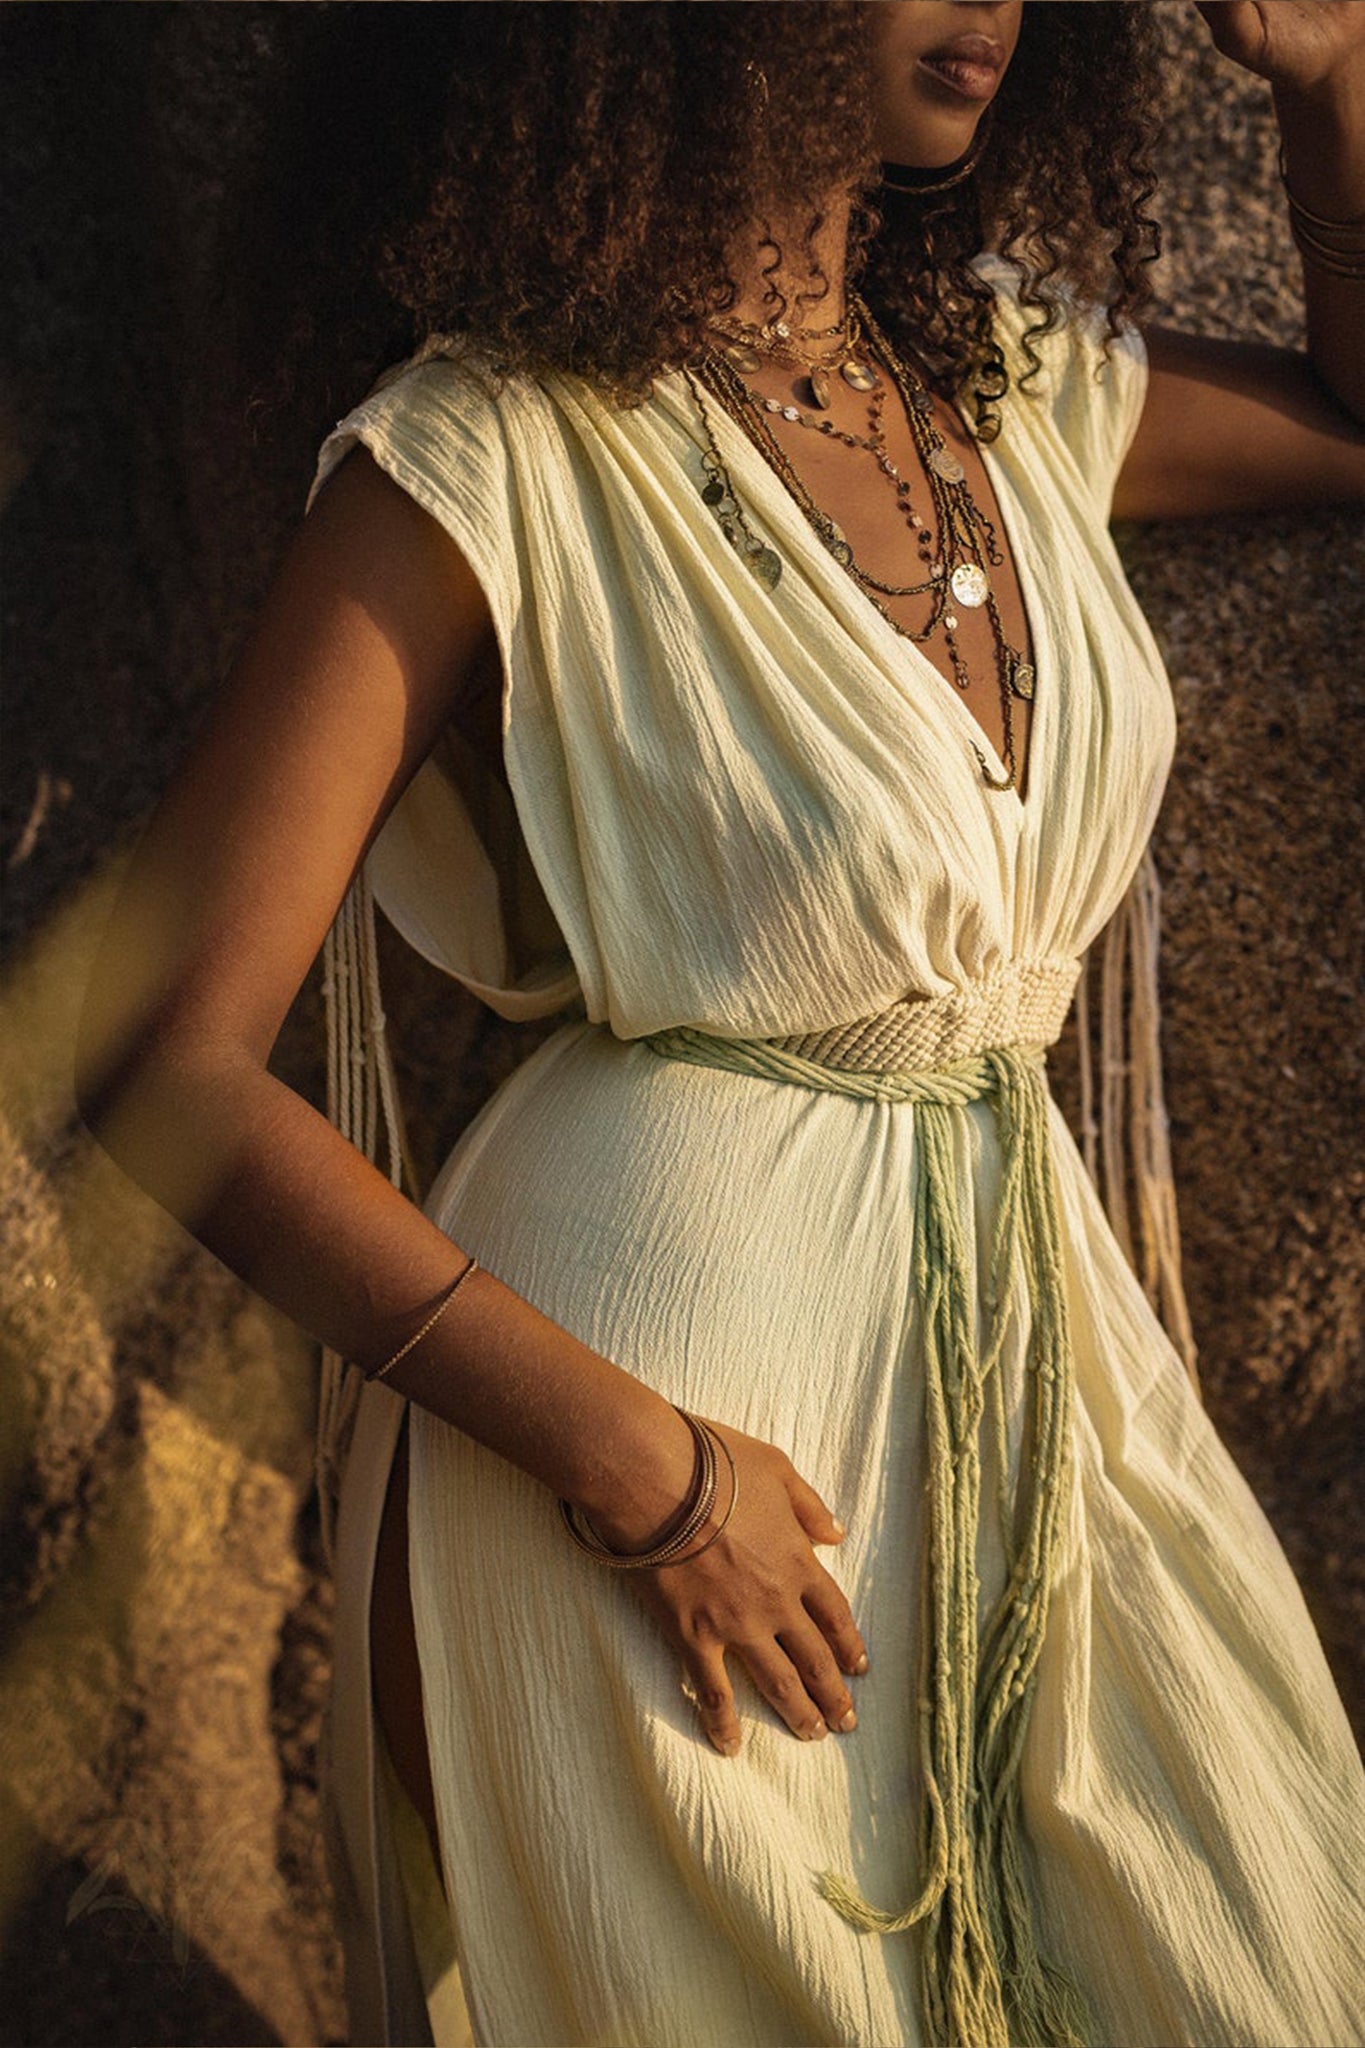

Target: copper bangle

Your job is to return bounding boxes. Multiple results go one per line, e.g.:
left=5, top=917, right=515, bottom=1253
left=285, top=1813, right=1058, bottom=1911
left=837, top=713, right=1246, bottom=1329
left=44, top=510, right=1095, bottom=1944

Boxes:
left=1278, top=144, right=1365, bottom=243
left=1289, top=217, right=1365, bottom=279
left=559, top=1411, right=740, bottom=1569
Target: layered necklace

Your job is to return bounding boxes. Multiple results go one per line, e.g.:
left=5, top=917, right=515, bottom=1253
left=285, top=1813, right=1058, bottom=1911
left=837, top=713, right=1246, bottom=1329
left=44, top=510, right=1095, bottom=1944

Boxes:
left=683, top=296, right=1033, bottom=793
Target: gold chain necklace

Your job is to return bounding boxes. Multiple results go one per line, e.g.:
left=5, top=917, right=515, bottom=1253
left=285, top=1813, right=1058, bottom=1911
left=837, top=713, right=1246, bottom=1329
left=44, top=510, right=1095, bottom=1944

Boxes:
left=685, top=301, right=1033, bottom=792
left=707, top=308, right=882, bottom=411
left=710, top=310, right=849, bottom=347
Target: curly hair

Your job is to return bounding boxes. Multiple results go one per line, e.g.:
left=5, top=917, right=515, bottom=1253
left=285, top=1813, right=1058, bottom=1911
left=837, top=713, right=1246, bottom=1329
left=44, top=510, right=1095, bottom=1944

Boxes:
left=231, top=2, right=1166, bottom=446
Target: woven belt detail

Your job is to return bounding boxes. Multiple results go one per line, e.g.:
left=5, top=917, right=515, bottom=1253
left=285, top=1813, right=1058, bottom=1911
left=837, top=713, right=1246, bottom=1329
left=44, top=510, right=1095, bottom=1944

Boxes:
left=765, top=957, right=1080, bottom=1074
left=640, top=979, right=1094, bottom=2048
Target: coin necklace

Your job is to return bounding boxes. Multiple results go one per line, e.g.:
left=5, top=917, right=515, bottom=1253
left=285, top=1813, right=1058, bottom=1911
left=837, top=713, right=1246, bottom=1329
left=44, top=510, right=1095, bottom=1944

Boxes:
left=686, top=302, right=1033, bottom=791
left=733, top=350, right=1028, bottom=692
left=712, top=300, right=1025, bottom=641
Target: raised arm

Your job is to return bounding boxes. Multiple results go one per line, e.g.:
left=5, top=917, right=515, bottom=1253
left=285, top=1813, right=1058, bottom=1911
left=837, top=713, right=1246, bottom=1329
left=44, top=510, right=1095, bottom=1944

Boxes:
left=1241, top=0, right=1365, bottom=423
left=1111, top=1, right=1365, bottom=525
left=75, top=442, right=867, bottom=1756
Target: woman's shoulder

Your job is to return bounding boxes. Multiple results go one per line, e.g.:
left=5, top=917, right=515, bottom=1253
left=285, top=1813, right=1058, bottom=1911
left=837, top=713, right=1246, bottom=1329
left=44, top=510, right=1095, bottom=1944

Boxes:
left=305, top=336, right=565, bottom=628
left=306, top=335, right=560, bottom=528
left=338, top=335, right=553, bottom=448
left=972, top=251, right=1145, bottom=387
left=972, top=250, right=1148, bottom=515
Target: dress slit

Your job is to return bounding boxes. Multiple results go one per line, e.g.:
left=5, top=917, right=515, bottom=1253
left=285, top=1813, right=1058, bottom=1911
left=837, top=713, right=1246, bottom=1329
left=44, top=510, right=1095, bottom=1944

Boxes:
left=328, top=1375, right=473, bottom=2043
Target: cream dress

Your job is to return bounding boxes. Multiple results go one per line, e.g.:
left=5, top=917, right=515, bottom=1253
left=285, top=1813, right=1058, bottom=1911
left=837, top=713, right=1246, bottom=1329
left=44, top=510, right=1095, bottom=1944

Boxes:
left=306, top=257, right=1365, bottom=2048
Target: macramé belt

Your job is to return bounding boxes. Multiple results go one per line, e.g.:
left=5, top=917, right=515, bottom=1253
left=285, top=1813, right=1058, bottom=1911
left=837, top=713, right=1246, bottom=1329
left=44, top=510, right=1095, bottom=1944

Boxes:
left=641, top=958, right=1095, bottom=2048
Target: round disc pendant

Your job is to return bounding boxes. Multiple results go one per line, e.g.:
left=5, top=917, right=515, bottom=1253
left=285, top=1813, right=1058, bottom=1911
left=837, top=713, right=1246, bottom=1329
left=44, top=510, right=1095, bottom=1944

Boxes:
left=723, top=343, right=761, bottom=374
left=701, top=479, right=726, bottom=507
left=1010, top=658, right=1036, bottom=701
left=808, top=366, right=832, bottom=410
left=841, top=358, right=880, bottom=392
left=928, top=447, right=965, bottom=484
left=748, top=546, right=783, bottom=590
left=950, top=562, right=989, bottom=608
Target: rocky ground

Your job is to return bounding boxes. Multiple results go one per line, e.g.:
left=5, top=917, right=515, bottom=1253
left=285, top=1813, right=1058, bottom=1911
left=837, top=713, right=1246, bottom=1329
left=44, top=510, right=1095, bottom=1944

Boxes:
left=1, top=8, right=1360, bottom=2045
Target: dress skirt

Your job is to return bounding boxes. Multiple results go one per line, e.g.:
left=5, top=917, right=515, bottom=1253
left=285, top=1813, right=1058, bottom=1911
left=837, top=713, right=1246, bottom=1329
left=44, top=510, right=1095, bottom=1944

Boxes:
left=323, top=1014, right=1365, bottom=2048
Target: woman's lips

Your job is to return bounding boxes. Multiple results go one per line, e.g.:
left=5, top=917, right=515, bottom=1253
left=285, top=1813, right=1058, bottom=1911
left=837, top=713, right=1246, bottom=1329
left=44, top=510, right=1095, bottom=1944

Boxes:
left=917, top=36, right=1003, bottom=103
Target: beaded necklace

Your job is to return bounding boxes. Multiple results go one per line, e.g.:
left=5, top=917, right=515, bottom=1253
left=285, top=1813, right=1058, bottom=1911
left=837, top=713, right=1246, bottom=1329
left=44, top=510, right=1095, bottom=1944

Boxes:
left=684, top=297, right=1033, bottom=792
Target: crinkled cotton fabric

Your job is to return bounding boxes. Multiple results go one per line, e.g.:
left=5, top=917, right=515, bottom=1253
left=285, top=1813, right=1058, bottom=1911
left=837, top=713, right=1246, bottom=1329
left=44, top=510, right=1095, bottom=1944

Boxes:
left=309, top=257, right=1365, bottom=2047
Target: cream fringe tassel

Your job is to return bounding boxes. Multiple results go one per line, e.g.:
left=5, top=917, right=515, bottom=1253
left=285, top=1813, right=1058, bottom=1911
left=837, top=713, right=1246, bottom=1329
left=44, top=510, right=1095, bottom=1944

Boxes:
left=1075, top=842, right=1200, bottom=1398
left=315, top=869, right=415, bottom=1572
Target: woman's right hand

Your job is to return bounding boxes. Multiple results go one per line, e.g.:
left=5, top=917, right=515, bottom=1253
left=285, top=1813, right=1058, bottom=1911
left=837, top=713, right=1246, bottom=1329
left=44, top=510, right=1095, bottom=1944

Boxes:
left=591, top=1419, right=869, bottom=1757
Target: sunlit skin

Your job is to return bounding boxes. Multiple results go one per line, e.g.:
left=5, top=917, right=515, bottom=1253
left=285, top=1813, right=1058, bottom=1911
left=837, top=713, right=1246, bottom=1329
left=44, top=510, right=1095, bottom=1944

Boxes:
left=722, top=0, right=1365, bottom=802
left=376, top=0, right=1365, bottom=1872
left=869, top=0, right=1025, bottom=164
left=722, top=4, right=1027, bottom=797
left=75, top=0, right=1365, bottom=1885
left=724, top=2, right=1025, bottom=328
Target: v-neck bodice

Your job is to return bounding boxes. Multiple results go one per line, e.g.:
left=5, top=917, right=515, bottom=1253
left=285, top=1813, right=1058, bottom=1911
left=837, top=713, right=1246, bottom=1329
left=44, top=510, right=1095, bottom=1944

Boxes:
left=307, top=253, right=1175, bottom=1044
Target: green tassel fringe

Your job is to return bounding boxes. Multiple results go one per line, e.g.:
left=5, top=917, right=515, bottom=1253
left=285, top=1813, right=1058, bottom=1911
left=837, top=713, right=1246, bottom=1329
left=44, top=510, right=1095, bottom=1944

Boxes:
left=643, top=1030, right=1097, bottom=2048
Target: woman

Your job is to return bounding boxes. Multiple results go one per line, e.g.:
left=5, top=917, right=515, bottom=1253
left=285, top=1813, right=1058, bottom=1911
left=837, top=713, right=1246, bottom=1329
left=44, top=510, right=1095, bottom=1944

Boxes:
left=76, top=4, right=1365, bottom=2045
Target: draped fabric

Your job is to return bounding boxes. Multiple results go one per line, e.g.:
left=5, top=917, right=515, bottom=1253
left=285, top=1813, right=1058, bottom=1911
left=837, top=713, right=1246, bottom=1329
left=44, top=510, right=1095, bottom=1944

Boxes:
left=307, top=257, right=1365, bottom=2047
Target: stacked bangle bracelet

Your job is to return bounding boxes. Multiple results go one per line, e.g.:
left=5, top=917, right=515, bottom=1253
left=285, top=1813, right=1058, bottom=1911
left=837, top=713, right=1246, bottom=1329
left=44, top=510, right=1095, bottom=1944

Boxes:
left=559, top=1406, right=739, bottom=1568
left=362, top=1253, right=480, bottom=1383
left=363, top=1275, right=738, bottom=1570
left=1279, top=145, right=1365, bottom=281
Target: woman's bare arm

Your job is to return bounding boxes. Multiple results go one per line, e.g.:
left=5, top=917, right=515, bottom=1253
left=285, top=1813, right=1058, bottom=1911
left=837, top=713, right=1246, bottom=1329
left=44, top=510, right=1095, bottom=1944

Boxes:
left=75, top=443, right=692, bottom=1509
left=1111, top=325, right=1365, bottom=523
left=1114, top=4, right=1365, bottom=524
left=1274, top=45, right=1365, bottom=429
left=75, top=443, right=867, bottom=1753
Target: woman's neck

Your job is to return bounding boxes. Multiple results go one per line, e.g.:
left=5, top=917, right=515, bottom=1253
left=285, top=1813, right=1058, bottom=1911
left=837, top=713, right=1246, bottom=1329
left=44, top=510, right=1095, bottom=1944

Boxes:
left=721, top=192, right=854, bottom=334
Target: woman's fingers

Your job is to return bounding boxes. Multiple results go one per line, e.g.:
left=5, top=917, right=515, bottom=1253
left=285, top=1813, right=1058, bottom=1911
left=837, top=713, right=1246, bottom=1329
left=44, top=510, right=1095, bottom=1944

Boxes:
left=803, top=1570, right=870, bottom=1678
left=776, top=1454, right=869, bottom=1676
left=775, top=1622, right=859, bottom=1732
left=780, top=1458, right=846, bottom=1548
left=736, top=1631, right=849, bottom=1742
left=685, top=1633, right=856, bottom=1754
left=685, top=1640, right=742, bottom=1757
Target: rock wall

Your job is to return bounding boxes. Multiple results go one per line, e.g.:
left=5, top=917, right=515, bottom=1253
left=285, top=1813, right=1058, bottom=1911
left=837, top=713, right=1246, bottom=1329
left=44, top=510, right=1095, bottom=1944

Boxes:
left=1, top=7, right=1360, bottom=2044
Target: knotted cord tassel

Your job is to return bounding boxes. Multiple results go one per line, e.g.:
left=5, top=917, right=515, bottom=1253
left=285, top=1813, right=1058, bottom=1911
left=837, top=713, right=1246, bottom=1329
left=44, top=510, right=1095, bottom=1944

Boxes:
left=1079, top=845, right=1200, bottom=1398
left=316, top=867, right=412, bottom=1571
left=642, top=1028, right=1096, bottom=2048
left=970, top=1055, right=1093, bottom=2048
left=816, top=1055, right=1091, bottom=2048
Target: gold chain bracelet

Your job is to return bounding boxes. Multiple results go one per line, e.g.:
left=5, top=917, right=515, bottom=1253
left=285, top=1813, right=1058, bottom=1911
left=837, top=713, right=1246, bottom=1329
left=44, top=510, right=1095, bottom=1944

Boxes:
left=362, top=1254, right=480, bottom=1384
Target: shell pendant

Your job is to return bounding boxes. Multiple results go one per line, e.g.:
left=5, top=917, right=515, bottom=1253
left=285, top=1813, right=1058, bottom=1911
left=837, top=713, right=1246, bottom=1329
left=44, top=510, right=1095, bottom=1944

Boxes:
left=723, top=343, right=761, bottom=374
left=949, top=562, right=989, bottom=608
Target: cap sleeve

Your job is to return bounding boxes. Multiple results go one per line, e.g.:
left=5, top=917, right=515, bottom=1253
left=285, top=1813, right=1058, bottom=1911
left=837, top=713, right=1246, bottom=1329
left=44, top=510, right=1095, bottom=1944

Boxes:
left=975, top=253, right=1149, bottom=524
left=306, top=342, right=580, bottom=1021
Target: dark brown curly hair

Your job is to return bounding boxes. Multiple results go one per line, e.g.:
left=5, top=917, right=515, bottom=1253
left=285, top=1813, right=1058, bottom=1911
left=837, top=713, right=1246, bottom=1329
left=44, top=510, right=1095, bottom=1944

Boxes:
left=231, top=2, right=1166, bottom=446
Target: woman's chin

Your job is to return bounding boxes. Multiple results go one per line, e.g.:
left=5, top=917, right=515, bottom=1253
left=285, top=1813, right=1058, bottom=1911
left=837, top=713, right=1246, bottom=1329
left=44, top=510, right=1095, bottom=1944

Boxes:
left=880, top=102, right=990, bottom=171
